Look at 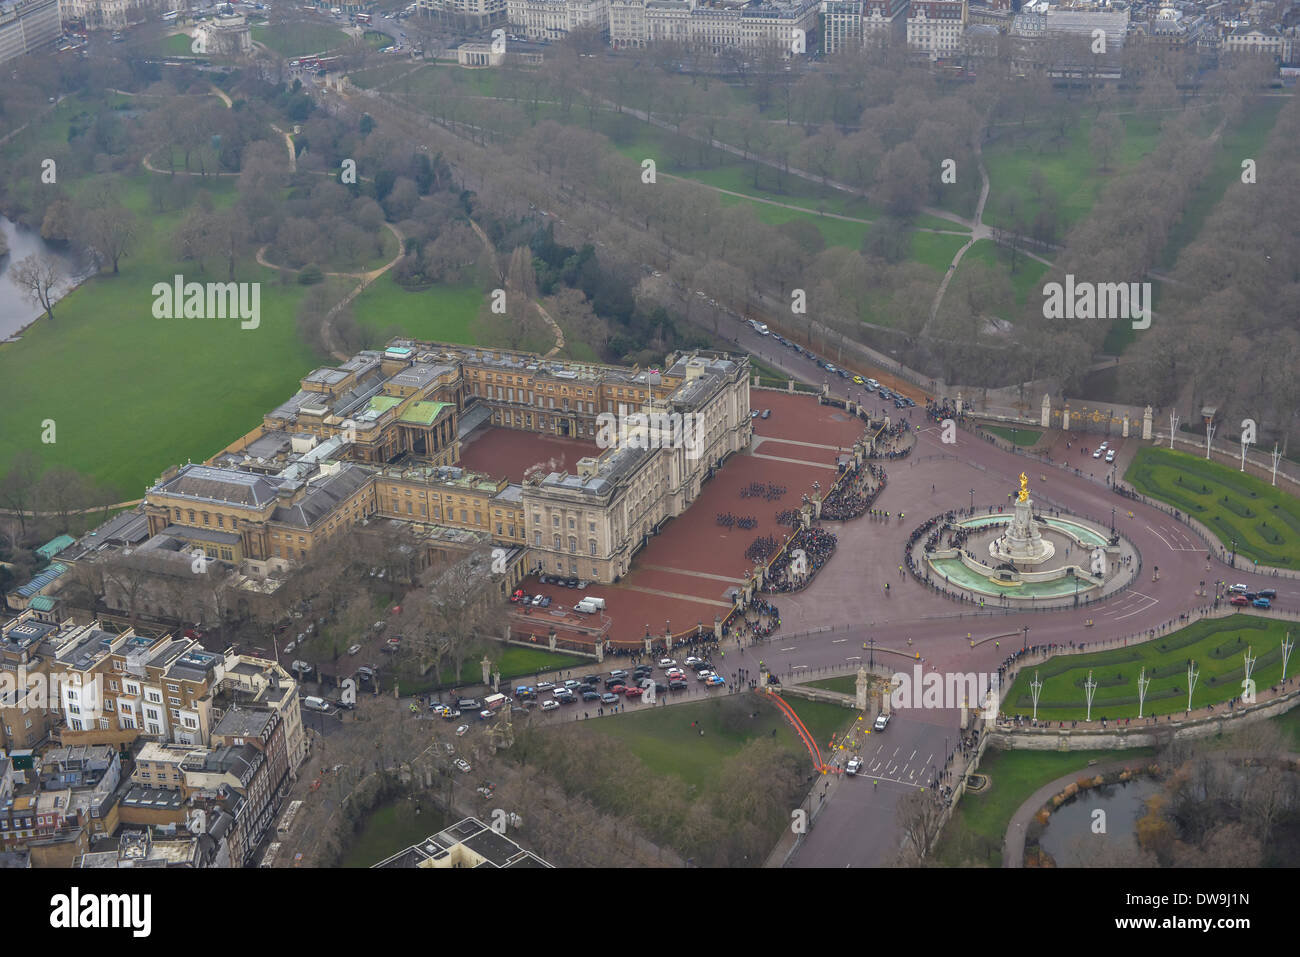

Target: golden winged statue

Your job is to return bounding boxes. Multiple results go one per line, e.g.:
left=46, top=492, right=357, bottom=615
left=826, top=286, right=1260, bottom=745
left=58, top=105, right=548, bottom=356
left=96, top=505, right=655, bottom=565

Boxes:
left=1018, top=472, right=1029, bottom=503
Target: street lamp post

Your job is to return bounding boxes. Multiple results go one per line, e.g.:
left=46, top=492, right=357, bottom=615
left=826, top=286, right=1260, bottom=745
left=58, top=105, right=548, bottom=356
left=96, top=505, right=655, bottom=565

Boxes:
left=969, top=488, right=975, bottom=514
left=1230, top=539, right=1237, bottom=568
left=1022, top=625, right=1028, bottom=652
left=1110, top=506, right=1115, bottom=535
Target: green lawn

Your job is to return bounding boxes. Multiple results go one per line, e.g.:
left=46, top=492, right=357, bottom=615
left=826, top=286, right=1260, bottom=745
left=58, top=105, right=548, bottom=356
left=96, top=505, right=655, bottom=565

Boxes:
left=804, top=674, right=856, bottom=695
left=954, top=238, right=1052, bottom=314
left=982, top=425, right=1042, bottom=447
left=0, top=173, right=319, bottom=499
left=1159, top=98, right=1284, bottom=270
left=363, top=30, right=394, bottom=50
left=981, top=112, right=1167, bottom=234
left=593, top=695, right=853, bottom=795
left=1002, top=615, right=1293, bottom=721
left=932, top=746, right=1153, bottom=866
left=160, top=32, right=199, bottom=57
left=252, top=22, right=350, bottom=56
left=339, top=799, right=452, bottom=868
left=1125, top=446, right=1300, bottom=569
left=350, top=275, right=487, bottom=346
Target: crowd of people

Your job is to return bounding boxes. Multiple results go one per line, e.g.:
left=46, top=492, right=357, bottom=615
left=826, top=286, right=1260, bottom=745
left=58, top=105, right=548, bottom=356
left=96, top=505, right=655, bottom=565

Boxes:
left=926, top=398, right=968, bottom=426
left=741, top=481, right=787, bottom=501
left=821, top=461, right=888, bottom=522
left=716, top=512, right=758, bottom=530
left=764, top=527, right=838, bottom=592
left=745, top=534, right=780, bottom=563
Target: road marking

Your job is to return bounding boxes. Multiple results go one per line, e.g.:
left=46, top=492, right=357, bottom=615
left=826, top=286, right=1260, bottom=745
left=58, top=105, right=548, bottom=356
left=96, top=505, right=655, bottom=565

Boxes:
left=1145, top=524, right=1175, bottom=549
left=832, top=639, right=847, bottom=644
left=909, top=750, right=917, bottom=760
left=845, top=655, right=861, bottom=662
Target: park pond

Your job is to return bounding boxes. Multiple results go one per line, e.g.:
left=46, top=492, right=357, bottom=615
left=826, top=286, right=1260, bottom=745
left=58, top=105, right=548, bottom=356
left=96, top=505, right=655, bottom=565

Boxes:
left=0, top=214, right=94, bottom=339
left=1033, top=776, right=1160, bottom=867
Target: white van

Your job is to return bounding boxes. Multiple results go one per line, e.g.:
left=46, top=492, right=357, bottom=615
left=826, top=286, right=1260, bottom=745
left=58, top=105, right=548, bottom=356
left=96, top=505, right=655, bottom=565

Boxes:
left=580, top=596, right=606, bottom=610
left=574, top=598, right=600, bottom=614
left=748, top=320, right=769, bottom=335
left=303, top=696, right=330, bottom=712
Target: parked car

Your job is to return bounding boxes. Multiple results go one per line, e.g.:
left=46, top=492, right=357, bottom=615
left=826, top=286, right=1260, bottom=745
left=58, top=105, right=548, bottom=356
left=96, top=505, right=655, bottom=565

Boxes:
left=536, top=681, right=555, bottom=692
left=581, top=690, right=601, bottom=701
left=658, top=658, right=677, bottom=669
left=284, top=641, right=296, bottom=655
left=600, top=693, right=619, bottom=704
left=704, top=675, right=725, bottom=687
left=1253, top=597, right=1272, bottom=608
left=455, top=724, right=469, bottom=736
left=455, top=759, right=471, bottom=773
left=846, top=757, right=862, bottom=776
left=669, top=679, right=688, bottom=691
left=624, top=686, right=644, bottom=698
left=541, top=699, right=560, bottom=711
left=1260, top=589, right=1277, bottom=599
left=442, top=709, right=462, bottom=720
left=1105, top=450, right=1116, bottom=463
left=874, top=713, right=890, bottom=732
left=347, top=644, right=362, bottom=656
left=761, top=409, right=771, bottom=418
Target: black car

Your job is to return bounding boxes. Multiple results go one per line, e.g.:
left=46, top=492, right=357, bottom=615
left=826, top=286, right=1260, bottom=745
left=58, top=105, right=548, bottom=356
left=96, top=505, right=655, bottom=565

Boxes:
left=669, top=679, right=688, bottom=690
left=581, top=690, right=601, bottom=701
left=895, top=398, right=906, bottom=408
left=563, top=576, right=580, bottom=588
left=581, top=674, right=600, bottom=684
left=837, top=368, right=849, bottom=378
left=690, top=661, right=712, bottom=672
left=1260, top=589, right=1277, bottom=599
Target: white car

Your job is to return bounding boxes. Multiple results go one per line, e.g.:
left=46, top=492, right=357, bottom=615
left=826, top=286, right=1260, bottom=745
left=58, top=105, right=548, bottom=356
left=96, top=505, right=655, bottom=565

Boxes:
left=455, top=759, right=471, bottom=773
left=696, top=670, right=715, bottom=682
left=1105, top=450, right=1116, bottom=463
left=1229, top=584, right=1249, bottom=594
left=684, top=656, right=703, bottom=666
left=1093, top=448, right=1103, bottom=458
left=873, top=713, right=890, bottom=732
left=455, top=724, right=469, bottom=736
left=658, top=658, right=677, bottom=668
left=347, top=644, right=362, bottom=656
left=284, top=641, right=296, bottom=654
left=846, top=757, right=862, bottom=776
left=541, top=699, right=559, bottom=711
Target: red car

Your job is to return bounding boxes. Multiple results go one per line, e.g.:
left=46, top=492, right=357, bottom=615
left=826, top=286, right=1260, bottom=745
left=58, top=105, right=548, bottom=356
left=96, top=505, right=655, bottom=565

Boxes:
left=509, top=589, right=527, bottom=603
left=607, top=683, right=626, bottom=694
left=1229, top=594, right=1249, bottom=606
left=623, top=686, right=644, bottom=698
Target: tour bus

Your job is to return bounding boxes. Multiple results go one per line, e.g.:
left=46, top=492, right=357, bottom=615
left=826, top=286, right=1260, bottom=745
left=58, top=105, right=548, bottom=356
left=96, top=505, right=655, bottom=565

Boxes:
left=355, top=11, right=371, bottom=23
left=161, top=9, right=180, bottom=20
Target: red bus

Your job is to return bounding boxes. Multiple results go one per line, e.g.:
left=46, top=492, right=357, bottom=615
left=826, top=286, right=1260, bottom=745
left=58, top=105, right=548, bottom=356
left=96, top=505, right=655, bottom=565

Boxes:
left=355, top=12, right=371, bottom=23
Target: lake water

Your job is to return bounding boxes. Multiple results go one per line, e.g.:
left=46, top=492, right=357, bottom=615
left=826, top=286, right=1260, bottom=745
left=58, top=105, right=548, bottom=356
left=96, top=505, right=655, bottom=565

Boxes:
left=0, top=214, right=94, bottom=339
left=1035, top=776, right=1159, bottom=866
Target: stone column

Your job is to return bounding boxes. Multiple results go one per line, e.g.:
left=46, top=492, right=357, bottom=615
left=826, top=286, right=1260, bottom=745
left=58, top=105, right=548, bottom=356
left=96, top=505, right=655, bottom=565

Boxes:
left=956, top=391, right=964, bottom=414
left=713, top=614, right=723, bottom=640
left=480, top=656, right=491, bottom=686
left=788, top=378, right=794, bottom=393
left=1142, top=405, right=1154, bottom=441
left=548, top=632, right=557, bottom=653
left=854, top=441, right=864, bottom=467
left=1122, top=413, right=1130, bottom=438
left=492, top=670, right=501, bottom=693
left=1062, top=406, right=1071, bottom=431
left=594, top=640, right=604, bottom=663
left=855, top=667, right=869, bottom=711
left=812, top=496, right=823, bottom=520
left=1040, top=393, right=1052, bottom=428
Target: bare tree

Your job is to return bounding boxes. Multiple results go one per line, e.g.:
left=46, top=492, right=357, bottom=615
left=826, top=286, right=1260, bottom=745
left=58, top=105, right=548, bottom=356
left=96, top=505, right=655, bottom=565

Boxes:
left=10, top=253, right=61, bottom=320
left=894, top=788, right=945, bottom=866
